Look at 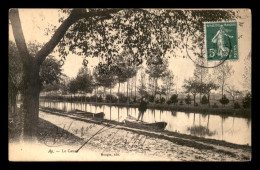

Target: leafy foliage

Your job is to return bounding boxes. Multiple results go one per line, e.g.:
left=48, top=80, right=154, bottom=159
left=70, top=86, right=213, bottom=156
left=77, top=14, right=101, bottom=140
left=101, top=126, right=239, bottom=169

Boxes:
left=117, top=93, right=128, bottom=103
left=53, top=9, right=236, bottom=73
left=67, top=78, right=78, bottom=94
left=201, top=95, right=209, bottom=105
left=234, top=101, right=241, bottom=109
left=9, top=41, right=63, bottom=91
left=183, top=78, right=200, bottom=105
left=105, top=94, right=118, bottom=103
left=212, top=103, right=218, bottom=108
left=75, top=67, right=93, bottom=93
left=213, top=63, right=234, bottom=96
left=219, top=94, right=230, bottom=106
left=185, top=94, right=192, bottom=105
left=170, top=94, right=178, bottom=105
left=162, top=70, right=174, bottom=100
left=242, top=93, right=251, bottom=109
left=40, top=55, right=63, bottom=86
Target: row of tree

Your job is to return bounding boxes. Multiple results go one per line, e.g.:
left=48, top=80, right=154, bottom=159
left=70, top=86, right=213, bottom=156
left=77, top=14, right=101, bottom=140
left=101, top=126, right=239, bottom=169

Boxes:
left=9, top=8, right=240, bottom=139
left=9, top=41, right=63, bottom=116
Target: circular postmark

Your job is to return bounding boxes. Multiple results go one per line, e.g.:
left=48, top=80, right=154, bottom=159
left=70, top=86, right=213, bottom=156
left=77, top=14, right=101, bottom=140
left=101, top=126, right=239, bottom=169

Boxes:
left=185, top=34, right=232, bottom=69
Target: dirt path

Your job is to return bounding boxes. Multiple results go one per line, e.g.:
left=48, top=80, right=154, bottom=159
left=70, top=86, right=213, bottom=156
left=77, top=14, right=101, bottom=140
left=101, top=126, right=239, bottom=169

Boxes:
left=18, top=107, right=249, bottom=162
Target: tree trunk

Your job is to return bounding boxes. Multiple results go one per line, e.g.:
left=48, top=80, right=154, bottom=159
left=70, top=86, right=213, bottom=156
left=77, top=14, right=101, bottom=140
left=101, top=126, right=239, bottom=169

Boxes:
left=208, top=94, right=211, bottom=107
left=118, top=81, right=120, bottom=103
left=127, top=79, right=129, bottom=104
left=21, top=60, right=41, bottom=141
left=154, top=78, right=157, bottom=105
left=221, top=85, right=224, bottom=97
left=95, top=86, right=97, bottom=103
left=130, top=81, right=132, bottom=102
left=110, top=86, right=112, bottom=103
left=104, top=87, right=106, bottom=102
left=193, top=94, right=196, bottom=106
left=8, top=82, right=18, bottom=116
left=9, top=8, right=125, bottom=141
left=134, top=76, right=136, bottom=102
left=222, top=72, right=225, bottom=97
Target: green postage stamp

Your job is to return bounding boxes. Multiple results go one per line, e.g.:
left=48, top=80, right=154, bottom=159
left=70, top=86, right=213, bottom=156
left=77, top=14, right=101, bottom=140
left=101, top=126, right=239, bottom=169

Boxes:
left=205, top=21, right=238, bottom=61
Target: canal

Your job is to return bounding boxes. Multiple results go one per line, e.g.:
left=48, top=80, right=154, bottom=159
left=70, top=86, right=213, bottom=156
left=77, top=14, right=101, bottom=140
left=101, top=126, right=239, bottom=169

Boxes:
left=39, top=101, right=251, bottom=146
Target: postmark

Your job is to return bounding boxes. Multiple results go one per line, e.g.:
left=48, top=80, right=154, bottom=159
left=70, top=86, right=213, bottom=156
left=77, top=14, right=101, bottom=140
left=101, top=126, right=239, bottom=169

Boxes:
left=205, top=21, right=238, bottom=61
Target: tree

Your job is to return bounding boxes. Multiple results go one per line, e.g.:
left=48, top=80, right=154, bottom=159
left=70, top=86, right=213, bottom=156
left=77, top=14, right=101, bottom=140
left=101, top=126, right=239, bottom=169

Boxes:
left=9, top=8, right=236, bottom=140
left=170, top=94, right=178, bottom=105
left=115, top=48, right=137, bottom=103
left=9, top=41, right=63, bottom=115
left=162, top=70, right=174, bottom=101
left=138, top=69, right=149, bottom=98
left=242, top=93, right=251, bottom=109
left=202, top=82, right=219, bottom=106
left=243, top=51, right=251, bottom=91
left=193, top=58, right=208, bottom=102
left=157, top=85, right=167, bottom=103
left=59, top=74, right=70, bottom=95
left=183, top=78, right=201, bottom=106
left=219, top=94, right=229, bottom=107
left=8, top=41, right=23, bottom=116
left=93, top=65, right=117, bottom=101
left=146, top=57, right=168, bottom=104
left=213, top=63, right=234, bottom=97
left=201, top=95, right=209, bottom=105
left=225, top=85, right=241, bottom=104
left=75, top=67, right=94, bottom=94
left=185, top=94, right=192, bottom=105
left=67, top=78, right=78, bottom=97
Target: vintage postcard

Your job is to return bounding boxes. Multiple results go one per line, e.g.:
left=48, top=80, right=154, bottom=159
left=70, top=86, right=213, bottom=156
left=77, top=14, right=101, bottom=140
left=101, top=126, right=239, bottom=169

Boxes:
left=8, top=8, right=251, bottom=161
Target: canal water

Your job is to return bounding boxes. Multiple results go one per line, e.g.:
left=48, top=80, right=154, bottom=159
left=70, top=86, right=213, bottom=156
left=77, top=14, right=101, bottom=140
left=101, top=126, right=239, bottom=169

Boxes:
left=39, top=101, right=251, bottom=146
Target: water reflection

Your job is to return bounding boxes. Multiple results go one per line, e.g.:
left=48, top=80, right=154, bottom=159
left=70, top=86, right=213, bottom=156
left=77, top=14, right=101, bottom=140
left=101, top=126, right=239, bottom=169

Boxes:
left=187, top=125, right=217, bottom=137
left=39, top=101, right=251, bottom=146
left=171, top=111, right=177, bottom=117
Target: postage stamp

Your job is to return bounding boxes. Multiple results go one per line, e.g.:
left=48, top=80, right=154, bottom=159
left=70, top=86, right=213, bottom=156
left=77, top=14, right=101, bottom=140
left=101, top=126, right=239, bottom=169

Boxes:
left=205, top=21, right=238, bottom=61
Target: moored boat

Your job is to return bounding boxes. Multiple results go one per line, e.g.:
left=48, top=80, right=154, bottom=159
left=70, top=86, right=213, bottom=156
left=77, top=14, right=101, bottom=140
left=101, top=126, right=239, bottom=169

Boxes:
left=124, top=116, right=167, bottom=130
left=73, top=109, right=105, bottom=118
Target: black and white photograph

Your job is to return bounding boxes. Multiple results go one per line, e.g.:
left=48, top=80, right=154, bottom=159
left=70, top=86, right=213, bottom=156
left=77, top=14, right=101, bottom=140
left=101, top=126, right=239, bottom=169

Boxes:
left=8, top=8, right=251, bottom=161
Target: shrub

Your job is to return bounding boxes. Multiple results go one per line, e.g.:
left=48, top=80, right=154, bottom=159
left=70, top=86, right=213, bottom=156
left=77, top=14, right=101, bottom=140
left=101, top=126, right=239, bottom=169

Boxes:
left=166, top=100, right=172, bottom=105
left=98, top=95, right=103, bottom=102
left=118, top=93, right=127, bottom=103
left=185, top=94, right=191, bottom=105
left=170, top=94, right=178, bottom=105
left=234, top=101, right=240, bottom=109
left=201, top=95, right=209, bottom=105
left=212, top=103, right=218, bottom=108
left=84, top=96, right=90, bottom=102
left=90, top=95, right=97, bottom=102
left=148, top=95, right=154, bottom=103
left=160, top=97, right=166, bottom=104
left=179, top=100, right=184, bottom=105
left=219, top=95, right=229, bottom=106
left=155, top=98, right=160, bottom=104
left=194, top=103, right=199, bottom=107
left=242, top=93, right=251, bottom=109
left=105, top=94, right=117, bottom=103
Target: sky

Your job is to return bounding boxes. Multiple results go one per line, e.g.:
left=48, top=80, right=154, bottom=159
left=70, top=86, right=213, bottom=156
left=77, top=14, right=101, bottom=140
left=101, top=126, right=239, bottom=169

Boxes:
left=9, top=8, right=251, bottom=93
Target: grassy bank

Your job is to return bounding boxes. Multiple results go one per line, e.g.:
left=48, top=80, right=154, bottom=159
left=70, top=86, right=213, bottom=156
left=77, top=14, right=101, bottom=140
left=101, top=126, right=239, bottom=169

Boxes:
left=40, top=98, right=251, bottom=118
